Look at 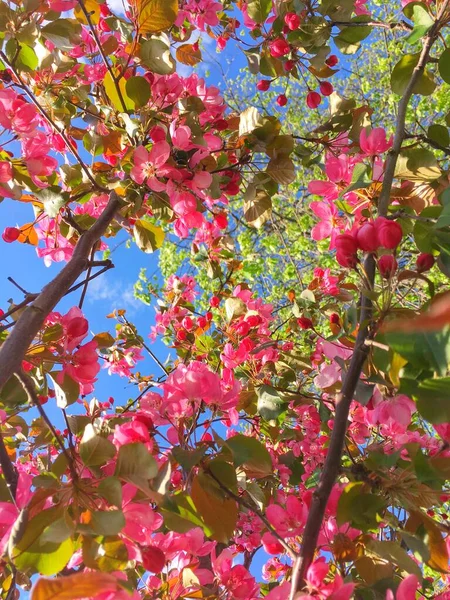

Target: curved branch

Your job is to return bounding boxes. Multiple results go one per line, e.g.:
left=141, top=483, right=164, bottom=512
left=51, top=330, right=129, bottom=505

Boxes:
left=289, top=4, right=450, bottom=594
left=0, top=192, right=121, bottom=392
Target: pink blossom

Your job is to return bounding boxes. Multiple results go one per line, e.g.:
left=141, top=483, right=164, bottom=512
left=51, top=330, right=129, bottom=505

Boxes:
left=130, top=143, right=171, bottom=190
left=266, top=495, right=307, bottom=538
left=386, top=574, right=419, bottom=600
left=0, top=473, right=32, bottom=555
left=0, top=161, right=12, bottom=183
left=0, top=89, right=38, bottom=134
left=367, top=394, right=416, bottom=429
left=360, top=128, right=393, bottom=156
left=311, top=201, right=342, bottom=248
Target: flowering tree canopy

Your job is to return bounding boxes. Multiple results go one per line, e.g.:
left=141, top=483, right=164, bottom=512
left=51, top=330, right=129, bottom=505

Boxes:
left=1, top=0, right=450, bottom=599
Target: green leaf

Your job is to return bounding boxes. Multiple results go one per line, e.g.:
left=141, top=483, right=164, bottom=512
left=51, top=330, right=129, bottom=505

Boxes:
left=395, top=148, right=441, bottom=181
left=80, top=424, right=117, bottom=467
left=415, top=378, right=450, bottom=423
left=438, top=48, right=450, bottom=84
left=133, top=220, right=165, bottom=253
left=191, top=474, right=238, bottom=543
left=161, top=492, right=209, bottom=534
left=391, top=53, right=436, bottom=96
left=225, top=434, right=272, bottom=478
left=35, top=189, right=69, bottom=218
left=172, top=446, right=208, bottom=472
left=49, top=373, right=79, bottom=409
left=337, top=482, right=386, bottom=531
left=256, top=385, right=286, bottom=422
left=405, top=4, right=434, bottom=44
left=224, top=297, right=247, bottom=321
left=114, top=443, right=158, bottom=480
left=125, top=76, right=151, bottom=109
left=17, top=45, right=38, bottom=72
left=11, top=507, right=74, bottom=575
left=103, top=71, right=133, bottom=112
left=91, top=510, right=125, bottom=536
left=98, top=477, right=123, bottom=507
left=97, top=538, right=129, bottom=572
left=41, top=19, right=82, bottom=50
left=385, top=328, right=450, bottom=376
left=427, top=124, right=450, bottom=148
left=133, top=0, right=178, bottom=35
left=140, top=38, right=175, bottom=75
left=246, top=0, right=271, bottom=23
left=367, top=540, right=423, bottom=580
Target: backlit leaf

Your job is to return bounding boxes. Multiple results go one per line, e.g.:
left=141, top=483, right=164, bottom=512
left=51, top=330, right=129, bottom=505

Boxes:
left=191, top=474, right=238, bottom=543
left=31, top=572, right=118, bottom=600
left=133, top=220, right=165, bottom=253
left=176, top=43, right=202, bottom=66
left=130, top=0, right=178, bottom=35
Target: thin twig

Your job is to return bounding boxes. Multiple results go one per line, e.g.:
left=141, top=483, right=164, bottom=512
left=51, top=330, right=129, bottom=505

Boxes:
left=15, top=371, right=78, bottom=483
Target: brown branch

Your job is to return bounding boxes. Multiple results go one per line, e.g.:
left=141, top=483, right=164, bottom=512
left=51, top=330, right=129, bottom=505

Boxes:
left=289, top=5, right=450, bottom=595
left=0, top=192, right=121, bottom=392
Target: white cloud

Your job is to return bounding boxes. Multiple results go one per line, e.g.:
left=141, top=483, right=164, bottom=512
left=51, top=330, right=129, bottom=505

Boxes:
left=107, top=0, right=126, bottom=14
left=87, top=276, right=142, bottom=313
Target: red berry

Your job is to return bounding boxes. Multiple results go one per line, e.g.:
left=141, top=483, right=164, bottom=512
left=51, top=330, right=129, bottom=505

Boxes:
left=306, top=91, right=321, bottom=109
left=257, top=80, right=271, bottom=91
left=416, top=253, right=435, bottom=273
left=2, top=227, right=20, bottom=243
left=319, top=81, right=333, bottom=96
left=276, top=94, right=288, bottom=107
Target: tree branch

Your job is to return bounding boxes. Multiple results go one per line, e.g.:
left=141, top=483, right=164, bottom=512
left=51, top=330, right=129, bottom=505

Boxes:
left=289, top=5, right=450, bottom=594
left=0, top=192, right=121, bottom=392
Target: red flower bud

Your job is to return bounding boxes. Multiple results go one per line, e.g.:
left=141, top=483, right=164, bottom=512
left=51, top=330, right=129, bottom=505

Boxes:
left=335, top=233, right=358, bottom=256
left=141, top=546, right=166, bottom=573
left=276, top=94, right=288, bottom=107
left=257, top=80, right=271, bottom=91
left=378, top=254, right=398, bottom=278
left=284, top=12, right=301, bottom=30
left=416, top=253, right=434, bottom=273
left=297, top=316, right=313, bottom=329
left=319, top=81, right=333, bottom=96
left=325, top=54, right=339, bottom=67
left=283, top=59, right=296, bottom=72
left=329, top=313, right=340, bottom=325
left=210, top=296, right=220, bottom=308
left=269, top=38, right=290, bottom=58
left=356, top=222, right=378, bottom=252
left=306, top=91, right=321, bottom=109
left=375, top=217, right=402, bottom=249
left=2, top=227, right=20, bottom=243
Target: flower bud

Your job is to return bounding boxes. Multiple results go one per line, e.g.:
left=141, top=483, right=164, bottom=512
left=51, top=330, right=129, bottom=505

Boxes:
left=306, top=91, right=321, bottom=109
left=356, top=222, right=378, bottom=252
left=297, top=316, right=313, bottom=329
left=319, top=81, right=333, bottom=96
left=2, top=227, right=20, bottom=243
left=326, top=54, right=339, bottom=67
left=375, top=217, right=402, bottom=249
left=141, top=546, right=166, bottom=573
left=257, top=79, right=271, bottom=91
left=284, top=12, right=301, bottom=30
left=269, top=38, right=290, bottom=58
left=378, top=254, right=398, bottom=278
left=416, top=253, right=434, bottom=273
left=276, top=94, right=288, bottom=107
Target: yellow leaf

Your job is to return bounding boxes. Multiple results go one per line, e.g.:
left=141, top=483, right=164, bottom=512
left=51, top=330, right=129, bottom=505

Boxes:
left=133, top=220, right=165, bottom=253
left=191, top=475, right=238, bottom=544
left=17, top=222, right=38, bottom=246
left=130, top=0, right=178, bottom=35
left=31, top=572, right=118, bottom=600
left=103, top=72, right=133, bottom=113
left=74, top=0, right=102, bottom=25
left=176, top=43, right=202, bottom=66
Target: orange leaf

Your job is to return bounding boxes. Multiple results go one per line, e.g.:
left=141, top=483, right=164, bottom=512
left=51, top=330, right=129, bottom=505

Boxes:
left=17, top=222, right=38, bottom=246
left=31, top=572, right=119, bottom=600
left=130, top=0, right=178, bottom=35
left=176, top=43, right=202, bottom=66
left=383, top=292, right=450, bottom=332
